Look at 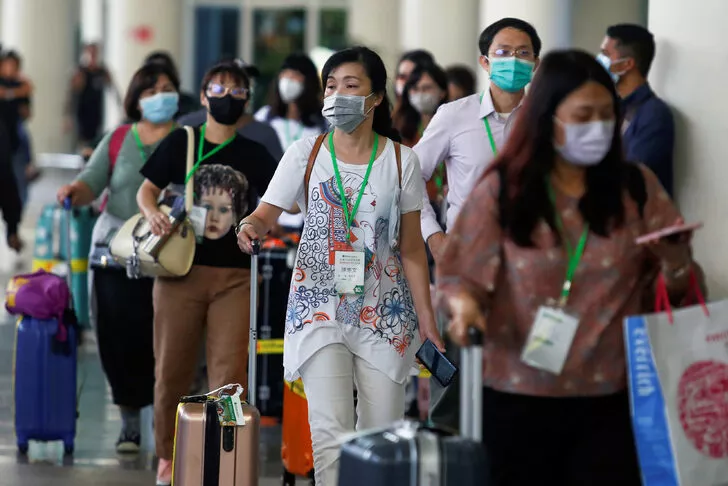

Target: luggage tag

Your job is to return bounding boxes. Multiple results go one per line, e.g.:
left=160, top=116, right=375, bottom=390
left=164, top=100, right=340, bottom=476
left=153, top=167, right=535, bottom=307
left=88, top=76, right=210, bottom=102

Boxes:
left=520, top=302, right=579, bottom=375
left=207, top=384, right=246, bottom=426
left=188, top=206, right=207, bottom=243
left=334, top=251, right=365, bottom=295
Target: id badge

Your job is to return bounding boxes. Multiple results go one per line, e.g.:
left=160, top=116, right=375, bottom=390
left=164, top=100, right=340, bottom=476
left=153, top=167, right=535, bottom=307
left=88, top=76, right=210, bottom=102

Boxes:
left=334, top=251, right=365, bottom=295
left=189, top=205, right=207, bottom=243
left=521, top=306, right=579, bottom=375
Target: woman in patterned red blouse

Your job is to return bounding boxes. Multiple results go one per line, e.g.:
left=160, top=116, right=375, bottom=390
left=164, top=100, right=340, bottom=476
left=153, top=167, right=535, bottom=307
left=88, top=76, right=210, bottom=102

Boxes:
left=437, top=49, right=695, bottom=486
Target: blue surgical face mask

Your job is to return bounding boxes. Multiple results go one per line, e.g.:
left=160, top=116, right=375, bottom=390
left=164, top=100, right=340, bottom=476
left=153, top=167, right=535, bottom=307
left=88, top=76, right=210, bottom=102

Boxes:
left=596, top=53, right=628, bottom=84
left=140, top=92, right=179, bottom=123
left=488, top=57, right=534, bottom=93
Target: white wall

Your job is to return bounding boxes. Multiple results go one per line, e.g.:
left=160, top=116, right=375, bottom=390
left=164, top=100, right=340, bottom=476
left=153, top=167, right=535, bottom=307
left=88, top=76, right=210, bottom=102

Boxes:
left=571, top=0, right=647, bottom=54
left=348, top=0, right=401, bottom=92
left=649, top=0, right=728, bottom=296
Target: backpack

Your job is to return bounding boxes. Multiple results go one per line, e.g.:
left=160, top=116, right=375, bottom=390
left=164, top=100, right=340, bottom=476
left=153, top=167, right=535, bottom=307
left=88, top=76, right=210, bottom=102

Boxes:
left=98, top=124, right=132, bottom=212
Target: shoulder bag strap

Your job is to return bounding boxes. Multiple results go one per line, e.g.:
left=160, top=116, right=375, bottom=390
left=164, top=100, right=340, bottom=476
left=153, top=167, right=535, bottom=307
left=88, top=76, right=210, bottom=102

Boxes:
left=304, top=133, right=327, bottom=207
left=394, top=141, right=402, bottom=189
left=183, top=126, right=195, bottom=212
left=99, top=124, right=132, bottom=212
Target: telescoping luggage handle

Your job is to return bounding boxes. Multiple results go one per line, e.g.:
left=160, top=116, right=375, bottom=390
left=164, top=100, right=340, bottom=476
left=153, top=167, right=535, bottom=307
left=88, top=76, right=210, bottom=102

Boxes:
left=460, top=328, right=483, bottom=442
left=247, top=239, right=261, bottom=407
left=62, top=198, right=74, bottom=301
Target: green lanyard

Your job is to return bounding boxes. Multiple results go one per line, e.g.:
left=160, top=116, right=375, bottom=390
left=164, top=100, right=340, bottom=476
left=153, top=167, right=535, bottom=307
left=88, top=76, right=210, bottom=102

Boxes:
left=284, top=119, right=304, bottom=148
left=480, top=92, right=498, bottom=156
left=131, top=123, right=175, bottom=163
left=329, top=131, right=378, bottom=242
left=547, top=182, right=589, bottom=306
left=185, top=124, right=236, bottom=184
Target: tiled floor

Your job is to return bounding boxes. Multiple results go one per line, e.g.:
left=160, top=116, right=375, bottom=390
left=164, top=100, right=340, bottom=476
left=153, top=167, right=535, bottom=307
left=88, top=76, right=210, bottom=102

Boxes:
left=0, top=167, right=299, bottom=485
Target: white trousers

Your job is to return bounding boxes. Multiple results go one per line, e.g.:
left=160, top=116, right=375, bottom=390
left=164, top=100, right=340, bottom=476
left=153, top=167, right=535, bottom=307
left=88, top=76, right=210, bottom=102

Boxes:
left=299, top=343, right=406, bottom=486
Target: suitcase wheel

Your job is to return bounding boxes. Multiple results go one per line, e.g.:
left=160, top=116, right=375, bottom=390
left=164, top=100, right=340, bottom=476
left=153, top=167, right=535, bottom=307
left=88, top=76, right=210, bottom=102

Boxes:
left=63, top=443, right=74, bottom=455
left=282, top=468, right=296, bottom=486
left=17, top=443, right=28, bottom=455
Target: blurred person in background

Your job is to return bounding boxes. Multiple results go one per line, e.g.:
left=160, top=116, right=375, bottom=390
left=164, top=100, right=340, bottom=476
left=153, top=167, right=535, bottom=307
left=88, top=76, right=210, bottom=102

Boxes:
left=445, top=64, right=477, bottom=101
left=254, top=52, right=328, bottom=232
left=598, top=24, right=674, bottom=196
left=56, top=63, right=180, bottom=454
left=144, top=51, right=201, bottom=117
left=394, top=49, right=435, bottom=101
left=439, top=49, right=695, bottom=486
left=415, top=17, right=542, bottom=431
left=65, top=43, right=121, bottom=150
left=0, top=117, right=23, bottom=254
left=136, top=61, right=275, bottom=486
left=0, top=50, right=36, bottom=210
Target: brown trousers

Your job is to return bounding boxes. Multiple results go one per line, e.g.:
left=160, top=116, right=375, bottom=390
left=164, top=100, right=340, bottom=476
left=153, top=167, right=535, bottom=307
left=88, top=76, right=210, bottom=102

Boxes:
left=153, top=265, right=251, bottom=460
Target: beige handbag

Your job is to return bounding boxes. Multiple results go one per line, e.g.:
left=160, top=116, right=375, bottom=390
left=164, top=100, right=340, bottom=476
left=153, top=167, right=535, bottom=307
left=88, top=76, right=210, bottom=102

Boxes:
left=110, top=126, right=196, bottom=279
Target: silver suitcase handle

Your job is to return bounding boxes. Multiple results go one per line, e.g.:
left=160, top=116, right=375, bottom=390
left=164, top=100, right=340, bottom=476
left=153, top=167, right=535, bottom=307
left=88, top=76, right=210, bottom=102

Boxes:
left=247, top=240, right=261, bottom=406
left=459, top=328, right=483, bottom=441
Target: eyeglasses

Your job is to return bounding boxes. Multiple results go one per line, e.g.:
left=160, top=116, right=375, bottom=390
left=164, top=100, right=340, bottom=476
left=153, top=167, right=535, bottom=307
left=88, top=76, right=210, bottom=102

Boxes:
left=206, top=83, right=249, bottom=99
left=489, top=48, right=534, bottom=59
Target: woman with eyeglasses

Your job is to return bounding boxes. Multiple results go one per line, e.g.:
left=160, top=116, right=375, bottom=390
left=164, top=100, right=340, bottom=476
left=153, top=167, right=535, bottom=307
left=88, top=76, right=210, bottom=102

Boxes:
left=136, top=61, right=276, bottom=486
left=57, top=62, right=180, bottom=455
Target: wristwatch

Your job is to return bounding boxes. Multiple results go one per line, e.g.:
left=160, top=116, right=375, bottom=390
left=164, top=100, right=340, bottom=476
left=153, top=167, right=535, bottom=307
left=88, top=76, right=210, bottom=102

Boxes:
left=235, top=220, right=252, bottom=236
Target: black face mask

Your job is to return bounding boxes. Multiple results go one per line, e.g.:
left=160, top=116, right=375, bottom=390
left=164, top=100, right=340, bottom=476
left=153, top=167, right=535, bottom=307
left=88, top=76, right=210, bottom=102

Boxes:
left=207, top=94, right=246, bottom=125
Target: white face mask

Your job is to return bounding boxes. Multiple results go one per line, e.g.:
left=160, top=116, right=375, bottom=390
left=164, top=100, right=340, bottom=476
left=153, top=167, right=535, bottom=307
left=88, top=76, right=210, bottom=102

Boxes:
left=278, top=77, right=304, bottom=103
left=554, top=119, right=615, bottom=166
left=409, top=92, right=441, bottom=115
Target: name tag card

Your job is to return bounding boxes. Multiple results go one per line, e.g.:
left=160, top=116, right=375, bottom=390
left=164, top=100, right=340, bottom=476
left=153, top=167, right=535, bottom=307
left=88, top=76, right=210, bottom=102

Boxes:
left=521, top=306, right=579, bottom=375
left=334, top=251, right=365, bottom=295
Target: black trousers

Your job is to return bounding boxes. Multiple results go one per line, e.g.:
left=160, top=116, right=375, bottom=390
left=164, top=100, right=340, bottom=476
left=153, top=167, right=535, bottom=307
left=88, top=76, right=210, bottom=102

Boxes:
left=94, top=268, right=155, bottom=408
left=482, top=387, right=641, bottom=486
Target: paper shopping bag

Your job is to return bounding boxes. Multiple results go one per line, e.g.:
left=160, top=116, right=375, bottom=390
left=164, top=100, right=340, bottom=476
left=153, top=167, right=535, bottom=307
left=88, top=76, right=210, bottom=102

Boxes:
left=625, top=280, right=728, bottom=486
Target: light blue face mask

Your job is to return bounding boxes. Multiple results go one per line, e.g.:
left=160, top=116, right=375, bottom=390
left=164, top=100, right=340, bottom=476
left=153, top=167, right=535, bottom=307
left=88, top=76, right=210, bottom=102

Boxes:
left=140, top=92, right=179, bottom=123
left=488, top=57, right=534, bottom=93
left=596, top=53, right=628, bottom=84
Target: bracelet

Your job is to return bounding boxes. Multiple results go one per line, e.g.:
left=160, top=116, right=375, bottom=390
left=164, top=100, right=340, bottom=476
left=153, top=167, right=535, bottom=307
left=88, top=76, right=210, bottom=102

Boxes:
left=235, top=220, right=253, bottom=236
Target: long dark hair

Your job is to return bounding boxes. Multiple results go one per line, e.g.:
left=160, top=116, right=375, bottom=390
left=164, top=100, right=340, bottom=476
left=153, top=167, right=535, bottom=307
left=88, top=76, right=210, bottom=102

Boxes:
left=393, top=63, right=448, bottom=143
left=322, top=46, right=400, bottom=142
left=267, top=53, right=324, bottom=127
left=485, top=49, right=646, bottom=247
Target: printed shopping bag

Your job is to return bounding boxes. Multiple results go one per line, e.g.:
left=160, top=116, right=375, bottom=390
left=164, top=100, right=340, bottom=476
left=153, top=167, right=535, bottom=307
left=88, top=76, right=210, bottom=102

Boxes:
left=625, top=273, right=728, bottom=486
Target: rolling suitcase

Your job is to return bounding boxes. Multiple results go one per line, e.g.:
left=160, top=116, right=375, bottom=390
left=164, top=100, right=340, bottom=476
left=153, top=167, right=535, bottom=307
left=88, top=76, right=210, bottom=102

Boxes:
left=337, top=329, right=488, bottom=485
left=171, top=240, right=263, bottom=486
left=11, top=198, right=78, bottom=455
left=32, top=202, right=96, bottom=328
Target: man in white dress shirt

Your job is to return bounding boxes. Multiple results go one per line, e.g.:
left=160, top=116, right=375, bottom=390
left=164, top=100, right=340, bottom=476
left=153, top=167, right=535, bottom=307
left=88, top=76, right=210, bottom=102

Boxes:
left=416, top=18, right=542, bottom=258
left=414, top=17, right=542, bottom=430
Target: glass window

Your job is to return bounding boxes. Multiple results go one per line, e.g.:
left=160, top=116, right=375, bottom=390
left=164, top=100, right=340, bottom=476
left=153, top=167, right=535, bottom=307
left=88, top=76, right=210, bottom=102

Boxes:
left=194, top=7, right=241, bottom=91
left=319, top=9, right=348, bottom=51
left=252, top=8, right=306, bottom=111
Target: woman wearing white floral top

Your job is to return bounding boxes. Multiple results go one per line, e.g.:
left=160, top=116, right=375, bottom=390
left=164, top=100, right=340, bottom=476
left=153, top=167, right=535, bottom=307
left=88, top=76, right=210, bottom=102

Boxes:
left=237, top=46, right=444, bottom=486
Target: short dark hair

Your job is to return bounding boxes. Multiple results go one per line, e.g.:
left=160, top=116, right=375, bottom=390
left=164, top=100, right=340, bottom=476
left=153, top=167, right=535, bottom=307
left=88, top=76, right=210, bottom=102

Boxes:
left=144, top=51, right=179, bottom=78
left=2, top=50, right=22, bottom=69
left=124, top=63, right=180, bottom=121
left=606, top=24, right=655, bottom=77
left=200, top=61, right=250, bottom=93
left=268, top=53, right=323, bottom=128
left=397, top=49, right=435, bottom=71
left=445, top=65, right=476, bottom=96
left=478, top=18, right=542, bottom=57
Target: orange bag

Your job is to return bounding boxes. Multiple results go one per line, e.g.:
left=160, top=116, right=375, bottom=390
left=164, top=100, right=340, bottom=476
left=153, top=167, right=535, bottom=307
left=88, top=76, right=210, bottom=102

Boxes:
left=281, top=379, right=315, bottom=484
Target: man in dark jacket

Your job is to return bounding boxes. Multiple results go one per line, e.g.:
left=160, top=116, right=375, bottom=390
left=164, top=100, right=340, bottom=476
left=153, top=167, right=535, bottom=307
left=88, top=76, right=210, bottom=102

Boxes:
left=0, top=119, right=23, bottom=253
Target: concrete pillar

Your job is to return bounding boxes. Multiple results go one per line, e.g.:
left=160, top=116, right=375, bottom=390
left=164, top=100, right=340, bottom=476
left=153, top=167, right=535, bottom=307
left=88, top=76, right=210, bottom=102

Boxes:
left=648, top=0, right=728, bottom=296
left=1, top=0, right=76, bottom=153
left=400, top=0, right=480, bottom=71
left=348, top=0, right=400, bottom=93
left=104, top=0, right=182, bottom=127
left=571, top=0, right=648, bottom=54
left=81, top=0, right=104, bottom=44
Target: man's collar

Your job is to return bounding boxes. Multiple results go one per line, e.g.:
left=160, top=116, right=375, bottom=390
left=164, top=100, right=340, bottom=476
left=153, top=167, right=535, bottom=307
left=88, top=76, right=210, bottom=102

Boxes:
left=622, top=83, right=653, bottom=106
left=478, top=84, right=525, bottom=118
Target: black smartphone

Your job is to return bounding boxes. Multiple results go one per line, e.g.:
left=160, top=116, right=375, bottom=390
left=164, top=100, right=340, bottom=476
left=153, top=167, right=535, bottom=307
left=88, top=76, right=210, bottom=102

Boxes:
left=416, top=339, right=458, bottom=387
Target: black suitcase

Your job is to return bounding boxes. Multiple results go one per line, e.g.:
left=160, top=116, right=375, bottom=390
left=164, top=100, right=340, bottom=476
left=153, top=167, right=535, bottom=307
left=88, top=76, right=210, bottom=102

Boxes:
left=337, top=329, right=488, bottom=485
left=256, top=245, right=296, bottom=420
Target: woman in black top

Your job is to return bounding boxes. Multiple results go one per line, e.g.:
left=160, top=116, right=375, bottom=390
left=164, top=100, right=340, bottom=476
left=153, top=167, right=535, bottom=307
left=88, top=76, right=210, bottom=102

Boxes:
left=136, top=61, right=275, bottom=486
